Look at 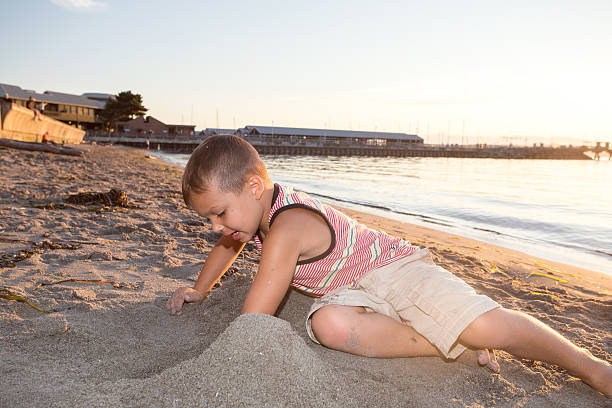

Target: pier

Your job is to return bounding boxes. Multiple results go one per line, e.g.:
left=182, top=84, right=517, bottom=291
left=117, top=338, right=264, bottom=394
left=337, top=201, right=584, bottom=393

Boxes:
left=590, top=142, right=612, bottom=160
left=247, top=141, right=593, bottom=160
left=85, top=134, right=602, bottom=160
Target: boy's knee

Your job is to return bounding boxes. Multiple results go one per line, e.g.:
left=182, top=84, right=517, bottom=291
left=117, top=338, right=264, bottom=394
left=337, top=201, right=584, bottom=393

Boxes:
left=461, top=307, right=514, bottom=349
left=311, top=305, right=359, bottom=350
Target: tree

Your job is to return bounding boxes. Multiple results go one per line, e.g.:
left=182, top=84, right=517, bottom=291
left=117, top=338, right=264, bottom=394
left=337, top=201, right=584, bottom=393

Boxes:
left=99, top=90, right=147, bottom=132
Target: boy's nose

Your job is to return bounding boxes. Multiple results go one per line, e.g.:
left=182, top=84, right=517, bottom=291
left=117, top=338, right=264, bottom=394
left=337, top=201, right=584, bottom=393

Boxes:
left=212, top=222, right=224, bottom=234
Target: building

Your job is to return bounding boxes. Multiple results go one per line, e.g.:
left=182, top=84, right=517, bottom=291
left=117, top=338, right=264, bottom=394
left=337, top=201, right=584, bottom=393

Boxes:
left=114, top=115, right=196, bottom=138
left=242, top=125, right=423, bottom=146
left=0, top=83, right=106, bottom=131
left=203, top=128, right=236, bottom=136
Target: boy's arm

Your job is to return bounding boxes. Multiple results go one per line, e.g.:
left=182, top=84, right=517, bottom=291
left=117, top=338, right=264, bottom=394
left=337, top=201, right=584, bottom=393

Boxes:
left=241, top=213, right=303, bottom=315
left=167, top=234, right=244, bottom=315
left=193, top=234, right=246, bottom=296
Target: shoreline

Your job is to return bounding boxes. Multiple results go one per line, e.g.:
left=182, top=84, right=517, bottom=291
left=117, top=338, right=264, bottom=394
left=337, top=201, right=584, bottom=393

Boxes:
left=1, top=144, right=610, bottom=407
left=337, top=205, right=612, bottom=296
left=322, top=196, right=611, bottom=277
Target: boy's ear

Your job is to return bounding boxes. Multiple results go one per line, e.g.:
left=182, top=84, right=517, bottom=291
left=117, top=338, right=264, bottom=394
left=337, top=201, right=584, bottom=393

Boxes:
left=246, top=175, right=265, bottom=199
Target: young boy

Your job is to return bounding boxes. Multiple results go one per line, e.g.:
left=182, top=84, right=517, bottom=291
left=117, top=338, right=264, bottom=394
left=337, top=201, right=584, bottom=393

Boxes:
left=167, top=135, right=612, bottom=397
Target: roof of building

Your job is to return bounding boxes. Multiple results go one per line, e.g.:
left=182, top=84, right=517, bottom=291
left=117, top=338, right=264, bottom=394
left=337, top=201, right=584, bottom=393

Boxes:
left=116, top=115, right=165, bottom=125
left=82, top=92, right=115, bottom=102
left=0, top=83, right=105, bottom=109
left=244, top=125, right=422, bottom=141
left=116, top=115, right=195, bottom=129
left=167, top=123, right=196, bottom=129
left=204, top=128, right=236, bottom=135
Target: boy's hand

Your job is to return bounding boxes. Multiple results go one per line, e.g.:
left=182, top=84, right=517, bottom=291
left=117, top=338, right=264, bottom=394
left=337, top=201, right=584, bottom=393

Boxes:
left=166, top=287, right=203, bottom=316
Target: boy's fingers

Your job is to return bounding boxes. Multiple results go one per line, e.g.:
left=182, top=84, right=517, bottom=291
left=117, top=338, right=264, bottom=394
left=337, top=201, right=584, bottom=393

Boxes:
left=167, top=288, right=198, bottom=316
left=167, top=297, right=182, bottom=315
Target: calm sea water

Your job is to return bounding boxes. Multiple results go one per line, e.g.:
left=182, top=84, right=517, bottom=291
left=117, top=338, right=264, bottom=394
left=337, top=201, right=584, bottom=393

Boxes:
left=155, top=152, right=612, bottom=276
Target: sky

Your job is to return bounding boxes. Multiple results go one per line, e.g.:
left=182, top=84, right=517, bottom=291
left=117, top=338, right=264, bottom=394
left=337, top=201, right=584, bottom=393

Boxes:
left=2, top=0, right=611, bottom=145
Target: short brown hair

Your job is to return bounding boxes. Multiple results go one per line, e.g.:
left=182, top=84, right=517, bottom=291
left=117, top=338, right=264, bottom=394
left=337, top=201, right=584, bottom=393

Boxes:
left=182, top=135, right=269, bottom=205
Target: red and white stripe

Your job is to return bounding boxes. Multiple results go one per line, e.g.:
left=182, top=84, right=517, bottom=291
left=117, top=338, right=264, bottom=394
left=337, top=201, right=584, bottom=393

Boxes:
left=254, top=185, right=418, bottom=296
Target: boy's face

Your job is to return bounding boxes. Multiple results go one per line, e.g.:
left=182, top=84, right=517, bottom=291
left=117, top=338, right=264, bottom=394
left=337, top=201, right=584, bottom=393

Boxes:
left=189, top=180, right=264, bottom=243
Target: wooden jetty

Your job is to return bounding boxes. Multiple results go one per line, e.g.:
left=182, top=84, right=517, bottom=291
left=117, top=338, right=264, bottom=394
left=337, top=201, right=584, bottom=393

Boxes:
left=589, top=142, right=612, bottom=160
left=85, top=134, right=597, bottom=160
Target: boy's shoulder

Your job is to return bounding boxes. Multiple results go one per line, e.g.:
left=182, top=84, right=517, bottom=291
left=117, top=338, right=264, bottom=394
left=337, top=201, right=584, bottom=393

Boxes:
left=269, top=205, right=329, bottom=233
left=266, top=205, right=333, bottom=258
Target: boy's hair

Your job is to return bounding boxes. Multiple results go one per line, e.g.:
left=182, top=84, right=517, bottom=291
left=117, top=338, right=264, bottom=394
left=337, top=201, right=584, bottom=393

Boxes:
left=182, top=135, right=269, bottom=206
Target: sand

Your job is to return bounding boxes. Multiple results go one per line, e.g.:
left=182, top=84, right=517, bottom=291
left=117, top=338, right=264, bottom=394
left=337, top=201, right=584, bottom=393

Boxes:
left=0, top=144, right=610, bottom=407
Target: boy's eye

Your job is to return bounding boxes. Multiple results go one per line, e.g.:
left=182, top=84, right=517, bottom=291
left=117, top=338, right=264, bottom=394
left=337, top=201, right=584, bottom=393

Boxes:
left=217, top=211, right=225, bottom=217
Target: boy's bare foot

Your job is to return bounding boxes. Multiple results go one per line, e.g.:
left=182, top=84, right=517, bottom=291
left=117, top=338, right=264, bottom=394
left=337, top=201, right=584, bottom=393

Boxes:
left=478, top=349, right=500, bottom=373
left=457, top=348, right=500, bottom=373
left=578, top=351, right=612, bottom=398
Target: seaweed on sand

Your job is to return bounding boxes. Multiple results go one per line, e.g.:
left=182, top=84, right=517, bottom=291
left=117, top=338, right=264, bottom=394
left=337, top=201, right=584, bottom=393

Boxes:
left=65, top=188, right=131, bottom=207
left=0, top=237, right=83, bottom=268
left=38, top=279, right=141, bottom=290
left=0, top=247, right=44, bottom=268
left=0, top=288, right=51, bottom=313
left=32, top=188, right=141, bottom=212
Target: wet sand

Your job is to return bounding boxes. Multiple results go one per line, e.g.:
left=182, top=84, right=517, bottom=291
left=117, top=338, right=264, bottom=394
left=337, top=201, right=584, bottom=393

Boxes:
left=1, top=144, right=610, bottom=407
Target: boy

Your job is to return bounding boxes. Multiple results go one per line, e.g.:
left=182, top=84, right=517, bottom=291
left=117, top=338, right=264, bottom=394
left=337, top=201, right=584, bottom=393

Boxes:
left=167, top=135, right=612, bottom=397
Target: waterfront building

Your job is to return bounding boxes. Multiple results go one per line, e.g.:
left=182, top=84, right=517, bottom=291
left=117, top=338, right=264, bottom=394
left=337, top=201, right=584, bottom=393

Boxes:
left=242, top=125, right=423, bottom=146
left=114, top=115, right=196, bottom=138
left=203, top=128, right=237, bottom=136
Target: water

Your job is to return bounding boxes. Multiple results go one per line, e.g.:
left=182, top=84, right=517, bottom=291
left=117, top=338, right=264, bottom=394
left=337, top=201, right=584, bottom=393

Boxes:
left=154, top=152, right=612, bottom=276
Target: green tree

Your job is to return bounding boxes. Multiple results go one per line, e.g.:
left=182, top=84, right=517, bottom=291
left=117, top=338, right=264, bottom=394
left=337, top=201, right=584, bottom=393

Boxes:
left=99, top=90, right=147, bottom=131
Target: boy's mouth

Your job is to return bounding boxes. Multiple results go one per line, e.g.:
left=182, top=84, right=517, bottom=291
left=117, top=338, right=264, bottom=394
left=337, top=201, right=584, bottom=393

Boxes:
left=231, top=231, right=241, bottom=240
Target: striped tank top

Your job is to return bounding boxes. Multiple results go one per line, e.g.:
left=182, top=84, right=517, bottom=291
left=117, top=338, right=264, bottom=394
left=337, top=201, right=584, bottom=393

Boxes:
left=253, top=184, right=419, bottom=296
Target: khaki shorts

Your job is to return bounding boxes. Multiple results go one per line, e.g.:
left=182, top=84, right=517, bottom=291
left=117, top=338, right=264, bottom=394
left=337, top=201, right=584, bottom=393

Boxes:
left=306, top=248, right=499, bottom=359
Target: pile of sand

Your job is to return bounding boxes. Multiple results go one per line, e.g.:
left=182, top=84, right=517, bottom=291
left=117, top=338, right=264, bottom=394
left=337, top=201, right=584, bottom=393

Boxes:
left=75, top=314, right=367, bottom=407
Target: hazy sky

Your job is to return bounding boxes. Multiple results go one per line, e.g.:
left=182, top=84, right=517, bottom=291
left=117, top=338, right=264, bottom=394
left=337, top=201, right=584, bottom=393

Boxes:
left=2, top=0, right=611, bottom=143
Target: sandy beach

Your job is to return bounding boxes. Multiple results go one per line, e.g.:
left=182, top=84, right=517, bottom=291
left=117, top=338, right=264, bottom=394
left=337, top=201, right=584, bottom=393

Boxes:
left=1, top=144, right=610, bottom=407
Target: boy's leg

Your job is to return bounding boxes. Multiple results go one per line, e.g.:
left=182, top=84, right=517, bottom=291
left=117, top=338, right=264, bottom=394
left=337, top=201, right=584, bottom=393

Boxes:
left=311, top=304, right=439, bottom=357
left=458, top=307, right=612, bottom=396
left=311, top=304, right=499, bottom=371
